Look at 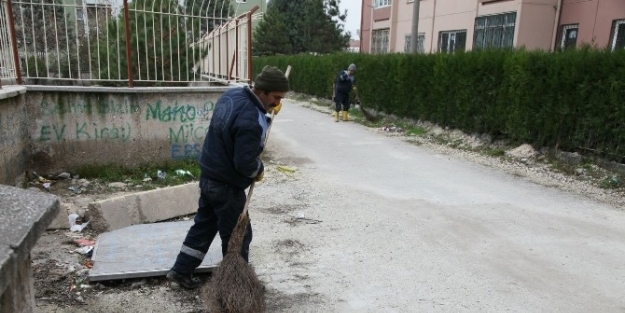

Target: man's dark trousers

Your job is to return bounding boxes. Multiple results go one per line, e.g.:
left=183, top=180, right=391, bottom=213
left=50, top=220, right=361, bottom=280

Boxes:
left=335, top=92, right=351, bottom=112
left=172, top=177, right=252, bottom=274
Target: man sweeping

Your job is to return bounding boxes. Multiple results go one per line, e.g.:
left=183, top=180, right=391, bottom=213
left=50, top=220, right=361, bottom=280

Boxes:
left=167, top=65, right=289, bottom=290
left=333, top=63, right=357, bottom=122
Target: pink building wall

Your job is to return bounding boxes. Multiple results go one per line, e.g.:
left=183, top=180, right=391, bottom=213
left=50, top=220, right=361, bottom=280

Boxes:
left=431, top=0, right=480, bottom=52
left=360, top=0, right=608, bottom=54
left=360, top=0, right=372, bottom=53
left=559, top=0, right=625, bottom=49
left=516, top=0, right=559, bottom=51
left=391, top=0, right=435, bottom=53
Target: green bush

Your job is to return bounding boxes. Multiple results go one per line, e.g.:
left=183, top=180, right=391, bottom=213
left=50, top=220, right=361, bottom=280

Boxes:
left=253, top=48, right=625, bottom=163
left=25, top=56, right=47, bottom=77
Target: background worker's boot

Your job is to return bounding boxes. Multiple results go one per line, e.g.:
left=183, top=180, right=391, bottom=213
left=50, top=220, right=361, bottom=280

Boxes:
left=342, top=111, right=349, bottom=121
left=335, top=111, right=340, bottom=122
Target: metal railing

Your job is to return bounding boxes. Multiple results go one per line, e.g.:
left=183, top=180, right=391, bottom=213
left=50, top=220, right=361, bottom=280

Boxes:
left=0, top=0, right=19, bottom=86
left=0, top=0, right=259, bottom=87
left=196, top=7, right=262, bottom=85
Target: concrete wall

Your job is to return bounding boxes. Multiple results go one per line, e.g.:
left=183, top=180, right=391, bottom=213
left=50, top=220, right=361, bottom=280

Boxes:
left=22, top=86, right=229, bottom=177
left=0, top=87, right=28, bottom=186
left=560, top=0, right=625, bottom=48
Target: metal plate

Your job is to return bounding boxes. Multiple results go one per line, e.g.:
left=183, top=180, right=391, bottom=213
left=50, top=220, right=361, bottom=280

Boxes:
left=89, top=221, right=222, bottom=281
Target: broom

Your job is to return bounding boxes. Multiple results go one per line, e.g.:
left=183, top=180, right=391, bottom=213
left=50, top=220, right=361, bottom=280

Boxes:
left=354, top=89, right=380, bottom=123
left=204, top=65, right=292, bottom=313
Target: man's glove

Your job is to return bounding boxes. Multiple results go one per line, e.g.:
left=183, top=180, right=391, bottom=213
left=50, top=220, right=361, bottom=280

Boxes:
left=254, top=171, right=264, bottom=182
left=270, top=101, right=282, bottom=115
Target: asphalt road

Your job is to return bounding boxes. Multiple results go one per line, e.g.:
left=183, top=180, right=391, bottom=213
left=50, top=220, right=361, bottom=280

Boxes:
left=251, top=99, right=625, bottom=312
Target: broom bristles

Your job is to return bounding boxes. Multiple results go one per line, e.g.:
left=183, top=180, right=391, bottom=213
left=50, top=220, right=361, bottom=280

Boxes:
left=360, top=105, right=379, bottom=123
left=203, top=212, right=265, bottom=313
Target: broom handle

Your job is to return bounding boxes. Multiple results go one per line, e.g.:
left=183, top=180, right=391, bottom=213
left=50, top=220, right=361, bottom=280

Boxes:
left=242, top=65, right=291, bottom=215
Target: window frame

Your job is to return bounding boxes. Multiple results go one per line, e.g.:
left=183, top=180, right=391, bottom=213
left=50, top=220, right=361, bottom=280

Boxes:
left=76, top=8, right=84, bottom=21
left=372, top=28, right=390, bottom=54
left=373, top=0, right=392, bottom=9
left=610, top=19, right=625, bottom=51
left=558, top=24, right=579, bottom=50
left=473, top=12, right=517, bottom=50
left=438, top=30, right=467, bottom=53
left=404, top=33, right=425, bottom=53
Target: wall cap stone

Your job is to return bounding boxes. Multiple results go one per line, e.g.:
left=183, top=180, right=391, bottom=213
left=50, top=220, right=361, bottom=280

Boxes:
left=0, top=86, right=26, bottom=101
left=25, top=85, right=237, bottom=94
left=0, top=185, right=59, bottom=295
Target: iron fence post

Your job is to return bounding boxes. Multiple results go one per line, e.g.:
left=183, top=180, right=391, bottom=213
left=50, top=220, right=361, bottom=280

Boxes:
left=123, top=0, right=133, bottom=87
left=6, top=0, right=22, bottom=85
left=246, top=11, right=252, bottom=85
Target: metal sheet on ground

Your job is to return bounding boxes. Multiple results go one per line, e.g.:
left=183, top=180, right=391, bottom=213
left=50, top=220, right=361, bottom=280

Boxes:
left=89, top=221, right=222, bottom=281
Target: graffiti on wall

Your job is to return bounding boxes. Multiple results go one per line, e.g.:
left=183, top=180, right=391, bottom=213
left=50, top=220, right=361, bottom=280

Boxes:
left=38, top=122, right=132, bottom=142
left=40, top=98, right=142, bottom=116
left=145, top=101, right=214, bottom=123
left=36, top=97, right=216, bottom=160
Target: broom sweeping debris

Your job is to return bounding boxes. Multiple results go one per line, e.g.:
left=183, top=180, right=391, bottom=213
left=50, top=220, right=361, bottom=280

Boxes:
left=354, top=91, right=380, bottom=123
left=203, top=212, right=264, bottom=313
left=203, top=65, right=292, bottom=313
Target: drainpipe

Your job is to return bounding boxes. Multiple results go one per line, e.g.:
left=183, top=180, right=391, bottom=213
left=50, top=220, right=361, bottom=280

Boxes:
left=430, top=0, right=437, bottom=53
left=359, top=0, right=365, bottom=53
left=550, top=0, right=563, bottom=52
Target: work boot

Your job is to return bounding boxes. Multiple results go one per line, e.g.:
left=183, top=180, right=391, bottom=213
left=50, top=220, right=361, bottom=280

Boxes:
left=334, top=111, right=340, bottom=122
left=166, top=270, right=202, bottom=289
left=342, top=111, right=349, bottom=121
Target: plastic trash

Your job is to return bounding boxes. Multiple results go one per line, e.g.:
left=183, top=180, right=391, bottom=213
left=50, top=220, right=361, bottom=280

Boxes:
left=57, top=172, right=71, bottom=179
left=75, top=246, right=93, bottom=255
left=74, top=239, right=95, bottom=246
left=175, top=169, right=194, bottom=178
left=277, top=165, right=297, bottom=177
left=157, top=170, right=167, bottom=179
left=68, top=213, right=90, bottom=232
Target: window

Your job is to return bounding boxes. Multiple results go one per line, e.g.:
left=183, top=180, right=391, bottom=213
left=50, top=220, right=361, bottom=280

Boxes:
left=373, top=0, right=392, bottom=8
left=76, top=8, right=84, bottom=21
left=473, top=12, right=516, bottom=49
left=558, top=24, right=578, bottom=50
left=404, top=33, right=425, bottom=53
left=372, top=28, right=390, bottom=54
left=611, top=19, right=625, bottom=51
left=439, top=30, right=467, bottom=53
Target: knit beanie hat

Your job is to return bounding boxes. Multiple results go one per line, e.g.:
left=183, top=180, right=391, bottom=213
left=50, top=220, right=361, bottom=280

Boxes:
left=348, top=63, right=357, bottom=71
left=254, top=65, right=289, bottom=92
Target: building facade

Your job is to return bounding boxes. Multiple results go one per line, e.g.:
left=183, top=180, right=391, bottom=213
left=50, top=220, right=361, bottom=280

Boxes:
left=360, top=0, right=624, bottom=54
left=557, top=0, right=625, bottom=51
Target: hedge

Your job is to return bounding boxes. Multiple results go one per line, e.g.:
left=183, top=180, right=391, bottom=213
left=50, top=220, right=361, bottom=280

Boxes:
left=253, top=48, right=625, bottom=163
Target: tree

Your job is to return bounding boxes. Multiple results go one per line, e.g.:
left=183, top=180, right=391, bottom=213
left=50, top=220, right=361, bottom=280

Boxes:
left=12, top=0, right=73, bottom=53
left=94, top=0, right=231, bottom=86
left=253, top=0, right=350, bottom=55
left=12, top=0, right=77, bottom=76
left=183, top=0, right=232, bottom=41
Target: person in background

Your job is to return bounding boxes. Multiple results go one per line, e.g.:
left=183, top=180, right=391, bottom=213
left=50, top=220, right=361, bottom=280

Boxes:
left=332, top=63, right=357, bottom=122
left=166, top=65, right=289, bottom=289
